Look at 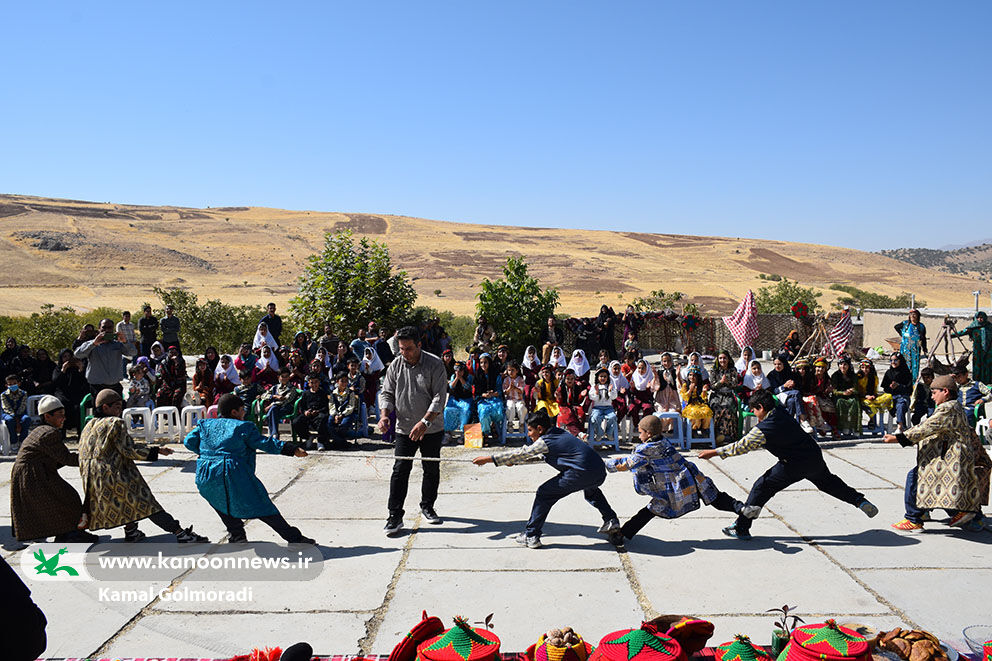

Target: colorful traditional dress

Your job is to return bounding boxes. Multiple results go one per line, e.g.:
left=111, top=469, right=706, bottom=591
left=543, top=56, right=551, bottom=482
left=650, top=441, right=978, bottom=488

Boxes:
left=954, top=313, right=992, bottom=385
left=900, top=400, right=992, bottom=513
left=679, top=383, right=712, bottom=422
left=473, top=368, right=505, bottom=438
left=443, top=374, right=473, bottom=432
left=831, top=367, right=861, bottom=433
left=895, top=320, right=927, bottom=381
left=708, top=366, right=741, bottom=444
left=79, top=417, right=164, bottom=530
left=857, top=366, right=892, bottom=416
left=555, top=380, right=586, bottom=437
left=534, top=377, right=559, bottom=417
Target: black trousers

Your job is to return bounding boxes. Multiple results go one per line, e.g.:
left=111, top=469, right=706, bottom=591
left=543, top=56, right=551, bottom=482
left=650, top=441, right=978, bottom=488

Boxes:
left=124, top=510, right=182, bottom=535
left=736, top=459, right=865, bottom=533
left=388, top=431, right=443, bottom=517
left=526, top=469, right=618, bottom=538
left=621, top=491, right=742, bottom=539
left=213, top=508, right=305, bottom=542
left=140, top=337, right=155, bottom=357
left=292, top=412, right=329, bottom=448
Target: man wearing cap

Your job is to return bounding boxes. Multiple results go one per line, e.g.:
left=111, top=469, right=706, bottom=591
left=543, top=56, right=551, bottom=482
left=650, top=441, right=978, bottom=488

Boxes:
left=378, top=326, right=448, bottom=537
left=10, top=395, right=97, bottom=543
left=79, top=389, right=208, bottom=543
left=700, top=389, right=878, bottom=540
left=73, top=317, right=136, bottom=396
left=472, top=409, right=621, bottom=549
left=885, top=374, right=992, bottom=532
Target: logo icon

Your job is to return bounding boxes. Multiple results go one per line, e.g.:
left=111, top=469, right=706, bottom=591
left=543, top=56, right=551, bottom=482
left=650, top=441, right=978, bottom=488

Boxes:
left=33, top=547, right=79, bottom=577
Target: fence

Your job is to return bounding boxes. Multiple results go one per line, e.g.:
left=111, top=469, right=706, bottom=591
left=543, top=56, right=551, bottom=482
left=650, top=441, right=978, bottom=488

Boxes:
left=560, top=313, right=862, bottom=357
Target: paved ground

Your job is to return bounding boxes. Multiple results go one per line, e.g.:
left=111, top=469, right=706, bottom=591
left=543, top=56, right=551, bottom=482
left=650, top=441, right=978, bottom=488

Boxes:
left=2, top=432, right=990, bottom=659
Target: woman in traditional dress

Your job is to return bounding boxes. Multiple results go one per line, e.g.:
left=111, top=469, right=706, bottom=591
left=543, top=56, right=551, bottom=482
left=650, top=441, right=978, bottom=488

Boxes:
left=441, top=348, right=456, bottom=378
left=953, top=311, right=992, bottom=385
left=831, top=357, right=861, bottom=436
left=857, top=358, right=892, bottom=423
left=155, top=346, right=187, bottom=407
left=882, top=352, right=914, bottom=432
left=767, top=354, right=802, bottom=419
left=885, top=374, right=992, bottom=532
left=566, top=349, right=591, bottom=388
left=679, top=367, right=712, bottom=433
left=708, top=350, right=741, bottom=444
left=202, top=346, right=220, bottom=374
left=804, top=357, right=838, bottom=438
left=11, top=395, right=97, bottom=543
left=628, top=359, right=656, bottom=428
left=474, top=353, right=505, bottom=443
left=652, top=353, right=681, bottom=432
left=555, top=368, right=587, bottom=437
left=213, top=354, right=240, bottom=402
left=443, top=362, right=473, bottom=433
left=597, top=305, right=618, bottom=360
left=521, top=345, right=541, bottom=410
left=192, top=358, right=214, bottom=406
left=781, top=331, right=802, bottom=361
left=533, top=365, right=560, bottom=417
left=741, top=359, right=770, bottom=401
left=894, top=309, right=927, bottom=381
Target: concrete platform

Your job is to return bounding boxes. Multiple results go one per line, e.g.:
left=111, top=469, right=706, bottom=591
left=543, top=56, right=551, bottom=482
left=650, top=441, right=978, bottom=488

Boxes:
left=2, top=438, right=989, bottom=659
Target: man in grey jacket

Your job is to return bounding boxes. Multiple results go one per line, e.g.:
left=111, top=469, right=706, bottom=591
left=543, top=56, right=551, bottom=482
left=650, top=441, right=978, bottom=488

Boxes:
left=73, top=318, right=137, bottom=396
left=378, top=326, right=448, bottom=536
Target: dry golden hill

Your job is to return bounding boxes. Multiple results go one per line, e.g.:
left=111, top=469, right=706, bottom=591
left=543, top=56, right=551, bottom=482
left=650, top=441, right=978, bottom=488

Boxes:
left=0, top=193, right=980, bottom=318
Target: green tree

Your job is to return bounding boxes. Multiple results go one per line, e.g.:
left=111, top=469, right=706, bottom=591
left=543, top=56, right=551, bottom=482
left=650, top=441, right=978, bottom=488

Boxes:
left=630, top=289, right=698, bottom=315
left=151, top=288, right=266, bottom=354
left=755, top=278, right=823, bottom=314
left=476, top=256, right=559, bottom=355
left=289, top=230, right=417, bottom=339
left=828, top=284, right=924, bottom=316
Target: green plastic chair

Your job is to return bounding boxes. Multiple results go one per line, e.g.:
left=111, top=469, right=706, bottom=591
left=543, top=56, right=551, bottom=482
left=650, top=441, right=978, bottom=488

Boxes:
left=79, top=393, right=95, bottom=436
left=252, top=389, right=303, bottom=443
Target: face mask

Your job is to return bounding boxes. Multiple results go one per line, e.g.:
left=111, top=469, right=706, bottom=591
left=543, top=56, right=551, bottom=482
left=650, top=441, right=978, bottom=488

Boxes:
left=8, top=385, right=18, bottom=392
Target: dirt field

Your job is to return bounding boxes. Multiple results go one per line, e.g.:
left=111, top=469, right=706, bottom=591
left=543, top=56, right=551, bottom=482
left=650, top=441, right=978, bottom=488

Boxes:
left=0, top=193, right=980, bottom=317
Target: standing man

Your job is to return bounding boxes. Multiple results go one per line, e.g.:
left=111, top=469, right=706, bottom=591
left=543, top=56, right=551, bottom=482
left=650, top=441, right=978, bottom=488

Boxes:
left=138, top=305, right=159, bottom=357
left=73, top=318, right=137, bottom=396
left=699, top=389, right=878, bottom=540
left=260, top=302, right=283, bottom=347
left=159, top=305, right=181, bottom=355
left=377, top=326, right=448, bottom=536
left=116, top=311, right=138, bottom=357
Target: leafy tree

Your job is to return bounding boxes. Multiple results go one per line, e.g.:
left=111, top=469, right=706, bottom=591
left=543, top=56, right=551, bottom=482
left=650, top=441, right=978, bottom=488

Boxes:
left=828, top=284, right=924, bottom=316
left=631, top=289, right=698, bottom=315
left=401, top=306, right=476, bottom=354
left=150, top=288, right=266, bottom=354
left=755, top=278, right=823, bottom=314
left=289, top=230, right=417, bottom=339
left=476, top=256, right=559, bottom=355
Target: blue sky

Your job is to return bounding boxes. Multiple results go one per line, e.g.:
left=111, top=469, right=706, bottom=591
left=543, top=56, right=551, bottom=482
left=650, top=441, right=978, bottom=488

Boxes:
left=1, top=2, right=989, bottom=250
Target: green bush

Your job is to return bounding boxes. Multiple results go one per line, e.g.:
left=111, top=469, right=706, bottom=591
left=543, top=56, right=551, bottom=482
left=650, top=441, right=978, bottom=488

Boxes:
left=476, top=256, right=559, bottom=356
left=828, top=284, right=924, bottom=314
left=755, top=278, right=823, bottom=314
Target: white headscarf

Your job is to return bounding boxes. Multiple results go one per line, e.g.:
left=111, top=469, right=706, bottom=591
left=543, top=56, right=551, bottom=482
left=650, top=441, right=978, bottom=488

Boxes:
left=214, top=355, right=241, bottom=385
left=566, top=349, right=590, bottom=378
left=361, top=346, right=384, bottom=374
left=522, top=345, right=541, bottom=371
left=549, top=346, right=567, bottom=367
left=743, top=360, right=770, bottom=390
left=632, top=359, right=655, bottom=390
left=608, top=360, right=629, bottom=391
left=314, top=348, right=332, bottom=369
left=253, top=323, right=279, bottom=351
left=256, top=347, right=279, bottom=371
left=680, top=352, right=710, bottom=381
left=736, top=346, right=755, bottom=372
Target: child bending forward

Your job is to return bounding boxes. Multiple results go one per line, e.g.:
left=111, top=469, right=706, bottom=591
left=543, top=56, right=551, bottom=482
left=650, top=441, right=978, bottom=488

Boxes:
left=605, top=415, right=758, bottom=545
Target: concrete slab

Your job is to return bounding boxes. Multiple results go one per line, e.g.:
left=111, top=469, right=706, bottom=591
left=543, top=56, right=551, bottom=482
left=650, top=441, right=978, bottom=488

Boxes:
left=706, top=450, right=895, bottom=493
left=102, top=611, right=371, bottom=658
left=625, top=516, right=889, bottom=615
left=824, top=447, right=916, bottom=487
left=373, top=570, right=644, bottom=654
left=852, top=568, right=992, bottom=650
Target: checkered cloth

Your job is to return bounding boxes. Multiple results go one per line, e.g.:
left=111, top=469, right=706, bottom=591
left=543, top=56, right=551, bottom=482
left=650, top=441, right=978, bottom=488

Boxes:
left=824, top=310, right=853, bottom=357
left=722, top=291, right=758, bottom=351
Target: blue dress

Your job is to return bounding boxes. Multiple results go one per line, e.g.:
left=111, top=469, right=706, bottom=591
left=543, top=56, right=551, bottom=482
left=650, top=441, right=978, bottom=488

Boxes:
left=183, top=417, right=289, bottom=518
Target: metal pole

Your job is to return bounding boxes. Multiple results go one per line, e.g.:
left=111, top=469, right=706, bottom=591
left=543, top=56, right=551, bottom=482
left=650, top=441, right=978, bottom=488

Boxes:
left=974, top=291, right=981, bottom=312
left=910, top=294, right=915, bottom=310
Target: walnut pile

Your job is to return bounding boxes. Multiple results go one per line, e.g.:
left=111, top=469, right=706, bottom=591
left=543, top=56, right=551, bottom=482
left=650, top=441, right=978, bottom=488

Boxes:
left=874, top=628, right=948, bottom=661
left=545, top=627, right=581, bottom=648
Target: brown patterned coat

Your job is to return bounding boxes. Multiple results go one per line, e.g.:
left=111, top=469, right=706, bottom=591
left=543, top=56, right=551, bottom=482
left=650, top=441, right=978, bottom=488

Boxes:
left=901, top=400, right=992, bottom=511
left=10, top=424, right=84, bottom=540
left=78, top=416, right=163, bottom=530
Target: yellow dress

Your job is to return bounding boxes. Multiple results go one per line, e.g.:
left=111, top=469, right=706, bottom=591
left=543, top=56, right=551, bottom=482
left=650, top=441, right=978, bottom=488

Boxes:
left=679, top=384, right=713, bottom=421
left=857, top=375, right=892, bottom=415
left=534, top=378, right=560, bottom=417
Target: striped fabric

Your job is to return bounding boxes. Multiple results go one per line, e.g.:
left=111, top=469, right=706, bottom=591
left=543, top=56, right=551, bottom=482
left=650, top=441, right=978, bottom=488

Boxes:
left=826, top=310, right=854, bottom=357
left=722, top=291, right=759, bottom=351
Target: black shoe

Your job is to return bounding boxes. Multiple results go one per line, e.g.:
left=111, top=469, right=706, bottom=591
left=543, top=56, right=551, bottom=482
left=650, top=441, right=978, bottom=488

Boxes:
left=421, top=506, right=442, bottom=525
left=54, top=530, right=99, bottom=543
left=384, top=515, right=403, bottom=537
left=228, top=532, right=248, bottom=543
left=290, top=535, right=317, bottom=545
left=123, top=527, right=147, bottom=543
left=607, top=531, right=626, bottom=549
left=721, top=524, right=752, bottom=540
left=175, top=526, right=210, bottom=543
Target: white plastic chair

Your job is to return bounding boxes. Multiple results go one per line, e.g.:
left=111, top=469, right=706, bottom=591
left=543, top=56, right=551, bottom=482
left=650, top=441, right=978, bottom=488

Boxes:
left=0, top=424, right=11, bottom=456
left=122, top=407, right=155, bottom=443
left=181, top=405, right=207, bottom=435
left=152, top=406, right=181, bottom=441
left=619, top=416, right=635, bottom=444
left=26, top=395, right=46, bottom=423
left=976, top=418, right=990, bottom=445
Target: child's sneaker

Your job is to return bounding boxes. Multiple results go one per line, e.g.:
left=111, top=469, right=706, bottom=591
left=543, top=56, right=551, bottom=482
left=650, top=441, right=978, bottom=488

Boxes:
left=858, top=500, right=879, bottom=518
left=597, top=518, right=621, bottom=534
left=721, top=524, right=752, bottom=540
left=741, top=505, right=762, bottom=519
left=948, top=512, right=976, bottom=528
left=891, top=518, right=923, bottom=532
left=514, top=532, right=542, bottom=549
left=175, top=526, right=209, bottom=543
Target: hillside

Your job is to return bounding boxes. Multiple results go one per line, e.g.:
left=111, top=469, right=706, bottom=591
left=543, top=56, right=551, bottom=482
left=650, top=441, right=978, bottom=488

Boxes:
left=0, top=193, right=981, bottom=318
left=878, top=244, right=992, bottom=278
